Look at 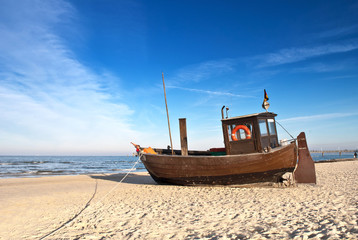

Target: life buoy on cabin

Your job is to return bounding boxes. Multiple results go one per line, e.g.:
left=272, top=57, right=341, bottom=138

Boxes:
left=231, top=125, right=251, bottom=141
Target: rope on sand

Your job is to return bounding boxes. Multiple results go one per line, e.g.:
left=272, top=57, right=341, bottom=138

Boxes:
left=92, top=154, right=141, bottom=206
left=39, top=179, right=98, bottom=240
left=40, top=155, right=141, bottom=239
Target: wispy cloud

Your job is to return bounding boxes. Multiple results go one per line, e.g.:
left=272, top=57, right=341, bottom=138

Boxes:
left=168, top=59, right=236, bottom=85
left=323, top=75, right=358, bottom=80
left=255, top=40, right=358, bottom=68
left=0, top=0, right=136, bottom=154
left=280, top=112, right=358, bottom=122
left=166, top=86, right=253, bottom=98
left=292, top=57, right=358, bottom=73
left=311, top=25, right=358, bottom=40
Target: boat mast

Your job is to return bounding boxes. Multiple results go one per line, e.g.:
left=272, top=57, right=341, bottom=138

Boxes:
left=162, top=72, right=174, bottom=155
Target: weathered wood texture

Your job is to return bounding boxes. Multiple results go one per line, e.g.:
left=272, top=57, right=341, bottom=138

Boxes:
left=141, top=142, right=297, bottom=185
left=294, top=132, right=316, bottom=184
left=179, top=118, right=188, bottom=156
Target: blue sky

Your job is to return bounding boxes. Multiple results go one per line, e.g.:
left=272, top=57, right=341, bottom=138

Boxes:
left=0, top=0, right=357, bottom=155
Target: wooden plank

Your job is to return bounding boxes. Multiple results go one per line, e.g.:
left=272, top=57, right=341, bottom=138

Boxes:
left=179, top=118, right=188, bottom=156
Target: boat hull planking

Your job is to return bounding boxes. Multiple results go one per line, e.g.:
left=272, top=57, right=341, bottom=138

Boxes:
left=140, top=142, right=297, bottom=186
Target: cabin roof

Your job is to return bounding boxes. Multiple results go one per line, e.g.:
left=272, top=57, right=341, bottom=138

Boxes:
left=222, top=112, right=277, bottom=122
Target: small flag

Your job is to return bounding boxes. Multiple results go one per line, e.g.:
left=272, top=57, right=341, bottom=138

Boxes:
left=262, top=89, right=270, bottom=111
left=264, top=89, right=269, bottom=102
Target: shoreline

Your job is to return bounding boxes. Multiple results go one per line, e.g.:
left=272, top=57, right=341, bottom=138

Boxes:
left=0, top=169, right=148, bottom=180
left=0, top=161, right=357, bottom=239
left=0, top=157, right=356, bottom=180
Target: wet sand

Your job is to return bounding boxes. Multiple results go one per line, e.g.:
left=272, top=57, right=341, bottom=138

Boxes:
left=0, top=160, right=357, bottom=239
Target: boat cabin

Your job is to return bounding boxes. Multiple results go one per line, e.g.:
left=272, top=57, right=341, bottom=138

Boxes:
left=221, top=112, right=279, bottom=155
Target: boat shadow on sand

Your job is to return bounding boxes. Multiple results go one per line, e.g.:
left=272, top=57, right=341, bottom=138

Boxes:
left=89, top=173, right=298, bottom=188
left=89, top=172, right=157, bottom=185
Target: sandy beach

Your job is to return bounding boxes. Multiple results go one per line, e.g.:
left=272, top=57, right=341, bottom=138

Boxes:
left=0, top=160, right=357, bottom=240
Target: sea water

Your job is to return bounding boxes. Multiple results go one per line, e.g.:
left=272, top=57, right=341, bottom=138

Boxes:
left=310, top=152, right=356, bottom=162
left=0, top=155, right=146, bottom=178
left=0, top=153, right=355, bottom=178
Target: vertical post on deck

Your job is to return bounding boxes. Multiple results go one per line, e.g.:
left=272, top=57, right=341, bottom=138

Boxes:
left=179, top=118, right=188, bottom=156
left=162, top=72, right=174, bottom=155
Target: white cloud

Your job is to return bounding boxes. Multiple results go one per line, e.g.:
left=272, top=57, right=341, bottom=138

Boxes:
left=311, top=25, right=358, bottom=40
left=255, top=41, right=358, bottom=68
left=0, top=0, right=137, bottom=155
left=168, top=59, right=236, bottom=85
left=279, top=112, right=358, bottom=123
left=167, top=86, right=252, bottom=98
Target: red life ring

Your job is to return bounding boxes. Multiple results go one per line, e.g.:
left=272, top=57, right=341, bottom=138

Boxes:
left=231, top=125, right=251, bottom=141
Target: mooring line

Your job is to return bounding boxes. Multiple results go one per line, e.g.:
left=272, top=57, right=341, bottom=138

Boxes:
left=39, top=179, right=98, bottom=240
left=40, top=155, right=141, bottom=239
left=92, top=155, right=141, bottom=206
left=276, top=120, right=295, bottom=140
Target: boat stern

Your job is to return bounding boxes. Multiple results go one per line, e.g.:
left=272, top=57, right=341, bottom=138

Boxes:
left=293, top=132, right=317, bottom=184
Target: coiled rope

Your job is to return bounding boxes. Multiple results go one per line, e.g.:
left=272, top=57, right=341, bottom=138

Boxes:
left=40, top=154, right=142, bottom=240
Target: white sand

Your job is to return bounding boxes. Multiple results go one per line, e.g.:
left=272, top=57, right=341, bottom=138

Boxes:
left=0, top=161, right=357, bottom=239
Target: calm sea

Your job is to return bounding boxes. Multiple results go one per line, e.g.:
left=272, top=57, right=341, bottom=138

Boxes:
left=0, top=155, right=145, bottom=178
left=0, top=152, right=355, bottom=178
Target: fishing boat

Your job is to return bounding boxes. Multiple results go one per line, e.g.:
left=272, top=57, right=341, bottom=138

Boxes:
left=133, top=89, right=316, bottom=186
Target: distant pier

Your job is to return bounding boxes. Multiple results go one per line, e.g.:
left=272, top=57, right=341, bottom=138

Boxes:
left=311, top=150, right=356, bottom=157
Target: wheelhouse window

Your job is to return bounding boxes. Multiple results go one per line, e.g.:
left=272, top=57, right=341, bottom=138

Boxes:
left=259, top=120, right=268, bottom=136
left=268, top=119, right=277, bottom=135
left=229, top=123, right=253, bottom=141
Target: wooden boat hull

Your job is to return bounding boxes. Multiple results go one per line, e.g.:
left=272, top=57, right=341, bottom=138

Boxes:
left=140, top=142, right=297, bottom=185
